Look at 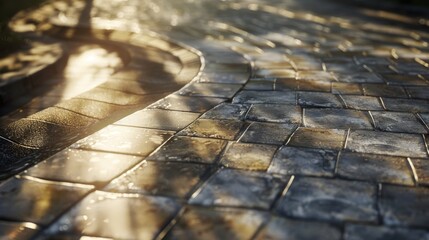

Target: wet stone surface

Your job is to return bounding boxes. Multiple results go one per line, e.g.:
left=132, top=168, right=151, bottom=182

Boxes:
left=254, top=216, right=342, bottom=240
left=232, top=91, right=296, bottom=104
left=104, top=161, right=208, bottom=198
left=346, top=130, right=428, bottom=158
left=178, top=119, right=244, bottom=140
left=246, top=104, right=302, bottom=123
left=337, top=152, right=414, bottom=185
left=344, top=224, right=429, bottom=240
left=380, top=185, right=429, bottom=228
left=372, top=111, right=427, bottom=134
left=269, top=146, right=337, bottom=177
left=298, top=92, right=343, bottom=108
left=342, top=95, right=384, bottom=111
left=239, top=122, right=297, bottom=145
left=220, top=142, right=278, bottom=171
left=412, top=158, right=429, bottom=186
left=146, top=136, right=227, bottom=164
left=43, top=191, right=180, bottom=239
left=289, top=128, right=346, bottom=150
left=201, top=103, right=249, bottom=120
left=0, top=177, right=92, bottom=225
left=304, top=108, right=373, bottom=130
left=150, top=95, right=226, bottom=113
left=190, top=169, right=285, bottom=209
left=276, top=177, right=378, bottom=223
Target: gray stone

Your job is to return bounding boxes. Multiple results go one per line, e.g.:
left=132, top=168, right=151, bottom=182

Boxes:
left=344, top=224, right=429, bottom=240
left=24, top=149, right=141, bottom=185
left=232, top=91, right=296, bottom=104
left=165, top=207, right=269, bottom=240
left=247, top=104, right=302, bottom=123
left=146, top=136, right=226, bottom=164
left=150, top=95, right=226, bottom=113
left=412, top=158, right=429, bottom=186
left=342, top=95, right=384, bottom=111
left=239, top=122, right=297, bottom=145
left=104, top=161, right=208, bottom=198
left=346, top=130, right=427, bottom=158
left=297, top=71, right=334, bottom=82
left=43, top=191, right=180, bottom=239
left=380, top=185, right=429, bottom=228
left=190, top=169, right=285, bottom=209
left=254, top=217, right=341, bottom=240
left=199, top=72, right=249, bottom=84
left=406, top=86, right=429, bottom=100
left=178, top=119, right=244, bottom=140
left=276, top=177, right=378, bottom=223
left=72, top=125, right=173, bottom=156
left=363, top=84, right=407, bottom=98
left=382, top=74, right=428, bottom=86
left=0, top=177, right=92, bottom=225
left=0, top=221, right=38, bottom=240
left=305, top=108, right=373, bottom=129
left=372, top=111, right=427, bottom=134
left=114, top=109, right=200, bottom=131
left=178, top=83, right=241, bottom=98
left=382, top=98, right=429, bottom=113
left=201, top=103, right=249, bottom=120
left=335, top=72, right=383, bottom=83
left=269, top=147, right=336, bottom=177
left=298, top=80, right=331, bottom=92
left=289, top=128, right=346, bottom=150
left=221, top=142, right=278, bottom=171
left=298, top=92, right=343, bottom=108
left=337, top=152, right=414, bottom=185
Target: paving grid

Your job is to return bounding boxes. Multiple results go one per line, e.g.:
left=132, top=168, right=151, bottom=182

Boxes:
left=0, top=0, right=429, bottom=239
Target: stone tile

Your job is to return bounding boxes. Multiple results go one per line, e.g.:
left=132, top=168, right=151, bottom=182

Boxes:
left=43, top=191, right=180, bottom=239
left=77, top=88, right=145, bottom=106
left=27, top=107, right=97, bottom=127
left=344, top=224, right=429, bottom=240
left=254, top=216, right=341, bottom=240
left=336, top=73, right=383, bottom=83
left=289, top=128, right=346, bottom=150
left=190, top=169, right=285, bottom=209
left=243, top=80, right=274, bottom=90
left=298, top=92, right=343, bottom=108
left=332, top=82, right=362, bottom=95
left=178, top=83, right=241, bottom=98
left=73, top=125, right=173, bottom=156
left=380, top=185, right=429, bottom=228
left=24, top=149, right=141, bottom=185
left=298, top=80, right=331, bottom=92
left=382, top=74, right=428, bottom=86
left=382, top=98, right=429, bottom=113
left=346, top=130, right=427, bottom=158
left=105, top=161, right=208, bottom=198
left=0, top=221, right=38, bottom=240
left=372, top=111, right=427, bottom=133
left=254, top=69, right=296, bottom=78
left=247, top=104, right=302, bottom=123
left=165, top=207, right=269, bottom=240
left=201, top=103, right=249, bottom=120
left=199, top=72, right=249, bottom=84
left=412, top=158, right=429, bottom=186
left=114, top=109, right=200, bottom=131
left=178, top=119, right=244, bottom=140
left=239, top=122, right=297, bottom=145
left=337, top=152, right=414, bottom=185
left=220, top=142, right=278, bottom=171
left=406, top=86, right=429, bottom=100
left=276, top=177, right=378, bottom=223
left=54, top=99, right=124, bottom=119
left=274, top=78, right=299, bottom=91
left=0, top=177, right=92, bottom=225
left=342, top=95, right=384, bottom=111
left=146, top=136, right=226, bottom=164
left=150, top=95, right=226, bottom=113
left=232, top=90, right=296, bottom=104
left=363, top=84, right=407, bottom=98
left=297, top=71, right=334, bottom=82
left=305, top=108, right=373, bottom=129
left=269, top=147, right=336, bottom=177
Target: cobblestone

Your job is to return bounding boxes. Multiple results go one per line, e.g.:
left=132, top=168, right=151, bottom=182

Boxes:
left=220, top=142, right=278, bottom=171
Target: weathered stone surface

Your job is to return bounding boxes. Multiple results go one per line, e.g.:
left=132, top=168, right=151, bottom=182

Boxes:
left=178, top=119, right=244, bottom=140
left=412, top=158, right=429, bottom=186
left=342, top=95, right=383, bottom=111
left=201, top=103, right=249, bottom=120
left=305, top=108, right=373, bottom=129
left=73, top=125, right=173, bottom=156
left=232, top=91, right=296, bottom=104
left=199, top=72, right=249, bottom=84
left=146, top=136, right=226, bottom=164
left=24, top=148, right=141, bottom=185
left=344, top=224, right=429, bottom=240
left=190, top=169, right=285, bottom=209
left=221, top=142, right=278, bottom=171
left=43, top=191, right=180, bottom=239
left=247, top=104, right=302, bottom=123
left=298, top=92, right=343, bottom=108
left=0, top=177, right=92, bottom=225
left=337, top=152, right=414, bottom=185
left=336, top=73, right=383, bottom=83
left=0, top=221, right=38, bottom=240
left=407, top=86, right=429, bottom=100
left=150, top=95, right=226, bottom=113
left=380, top=185, right=429, bottom=228
left=105, top=161, right=208, bottom=198
left=289, top=128, right=346, bottom=150
left=346, top=130, right=427, bottom=158
left=372, top=111, right=427, bottom=134
left=362, top=84, right=407, bottom=98
left=239, top=122, right=297, bottom=145
left=178, top=83, right=241, bottom=98
left=269, top=147, right=336, bottom=177
left=165, top=207, right=269, bottom=240
left=298, top=71, right=334, bottom=82
left=254, top=216, right=342, bottom=240
left=331, top=82, right=362, bottom=95
left=276, top=177, right=378, bottom=223
left=382, top=98, right=429, bottom=113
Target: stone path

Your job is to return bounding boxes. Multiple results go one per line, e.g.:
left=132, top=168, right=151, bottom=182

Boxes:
left=1, top=0, right=429, bottom=239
